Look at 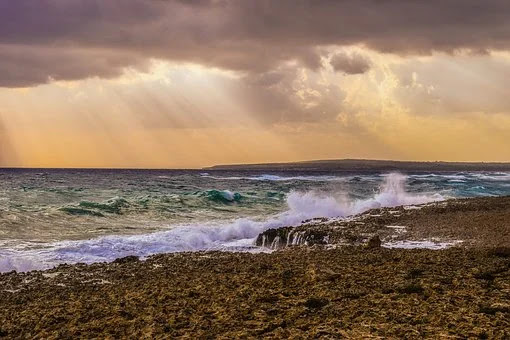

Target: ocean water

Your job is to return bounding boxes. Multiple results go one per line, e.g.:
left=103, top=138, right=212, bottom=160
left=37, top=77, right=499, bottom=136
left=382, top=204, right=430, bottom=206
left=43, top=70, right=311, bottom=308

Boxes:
left=1, top=169, right=510, bottom=272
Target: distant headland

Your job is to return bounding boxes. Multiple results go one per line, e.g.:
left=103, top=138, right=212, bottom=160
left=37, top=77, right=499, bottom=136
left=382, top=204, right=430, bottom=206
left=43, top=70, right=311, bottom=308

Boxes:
left=205, top=159, right=510, bottom=172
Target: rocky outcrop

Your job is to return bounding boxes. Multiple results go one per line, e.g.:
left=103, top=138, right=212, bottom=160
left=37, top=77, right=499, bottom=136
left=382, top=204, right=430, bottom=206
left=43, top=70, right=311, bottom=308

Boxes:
left=255, top=227, right=330, bottom=249
left=255, top=196, right=510, bottom=251
left=255, top=207, right=406, bottom=250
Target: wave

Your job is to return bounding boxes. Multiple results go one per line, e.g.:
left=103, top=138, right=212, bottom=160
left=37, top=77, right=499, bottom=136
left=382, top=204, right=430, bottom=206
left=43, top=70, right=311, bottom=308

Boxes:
left=57, top=190, right=246, bottom=217
left=60, top=197, right=129, bottom=216
left=0, top=173, right=444, bottom=273
left=410, top=172, right=510, bottom=182
left=203, top=190, right=242, bottom=203
left=205, top=174, right=352, bottom=182
left=248, top=174, right=345, bottom=182
left=471, top=172, right=510, bottom=181
left=59, top=207, right=105, bottom=217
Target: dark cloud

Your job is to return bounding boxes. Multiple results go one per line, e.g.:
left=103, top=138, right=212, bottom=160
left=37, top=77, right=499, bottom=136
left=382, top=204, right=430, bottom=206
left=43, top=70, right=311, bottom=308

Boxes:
left=330, top=52, right=371, bottom=74
left=0, top=45, right=147, bottom=87
left=2, top=0, right=510, bottom=87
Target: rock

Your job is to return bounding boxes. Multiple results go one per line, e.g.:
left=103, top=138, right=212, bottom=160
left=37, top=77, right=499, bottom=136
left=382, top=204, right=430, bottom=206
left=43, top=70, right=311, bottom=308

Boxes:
left=255, top=227, right=329, bottom=249
left=366, top=235, right=382, bottom=248
left=479, top=303, right=510, bottom=315
left=304, top=297, right=329, bottom=309
left=113, top=256, right=140, bottom=264
left=2, top=246, right=510, bottom=338
left=255, top=227, right=292, bottom=248
left=488, top=247, right=510, bottom=258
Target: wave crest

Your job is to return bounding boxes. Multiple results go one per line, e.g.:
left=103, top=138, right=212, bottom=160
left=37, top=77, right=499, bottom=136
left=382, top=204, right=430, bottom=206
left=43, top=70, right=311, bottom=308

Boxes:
left=204, top=190, right=242, bottom=203
left=60, top=197, right=129, bottom=216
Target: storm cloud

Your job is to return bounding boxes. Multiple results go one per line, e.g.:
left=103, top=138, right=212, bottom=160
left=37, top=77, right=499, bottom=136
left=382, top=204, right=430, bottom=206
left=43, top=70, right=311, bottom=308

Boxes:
left=330, top=52, right=371, bottom=75
left=2, top=0, right=510, bottom=87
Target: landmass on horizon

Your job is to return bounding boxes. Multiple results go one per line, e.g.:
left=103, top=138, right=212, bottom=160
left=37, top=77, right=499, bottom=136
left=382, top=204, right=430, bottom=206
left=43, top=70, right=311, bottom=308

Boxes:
left=206, top=158, right=510, bottom=172
left=3, top=158, right=510, bottom=172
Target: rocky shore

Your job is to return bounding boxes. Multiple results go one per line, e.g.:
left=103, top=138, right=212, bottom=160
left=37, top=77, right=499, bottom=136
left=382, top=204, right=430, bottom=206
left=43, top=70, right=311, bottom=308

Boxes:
left=1, top=196, right=510, bottom=338
left=256, top=196, right=510, bottom=250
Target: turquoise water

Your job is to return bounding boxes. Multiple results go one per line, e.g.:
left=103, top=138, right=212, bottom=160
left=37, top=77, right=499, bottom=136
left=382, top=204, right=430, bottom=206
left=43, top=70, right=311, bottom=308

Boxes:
left=1, top=169, right=510, bottom=271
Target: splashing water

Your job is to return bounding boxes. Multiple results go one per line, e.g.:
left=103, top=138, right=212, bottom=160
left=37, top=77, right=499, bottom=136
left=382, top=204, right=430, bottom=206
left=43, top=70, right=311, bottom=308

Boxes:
left=0, top=171, right=450, bottom=272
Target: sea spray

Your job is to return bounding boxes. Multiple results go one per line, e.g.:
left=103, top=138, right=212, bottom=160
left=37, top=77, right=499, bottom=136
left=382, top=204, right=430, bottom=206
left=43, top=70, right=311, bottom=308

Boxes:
left=0, top=173, right=445, bottom=272
left=352, top=173, right=444, bottom=213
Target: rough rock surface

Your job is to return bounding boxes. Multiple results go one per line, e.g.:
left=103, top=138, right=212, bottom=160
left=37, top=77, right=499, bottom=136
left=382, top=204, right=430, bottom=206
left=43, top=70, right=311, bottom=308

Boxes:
left=1, top=248, right=510, bottom=338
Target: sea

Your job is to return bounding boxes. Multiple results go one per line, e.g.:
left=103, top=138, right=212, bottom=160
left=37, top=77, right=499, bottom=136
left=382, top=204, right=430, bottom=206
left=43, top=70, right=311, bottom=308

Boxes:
left=1, top=168, right=510, bottom=272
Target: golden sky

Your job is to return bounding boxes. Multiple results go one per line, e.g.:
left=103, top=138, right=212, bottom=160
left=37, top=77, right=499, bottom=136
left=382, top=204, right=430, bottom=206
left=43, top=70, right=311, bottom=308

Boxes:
left=2, top=1, right=510, bottom=168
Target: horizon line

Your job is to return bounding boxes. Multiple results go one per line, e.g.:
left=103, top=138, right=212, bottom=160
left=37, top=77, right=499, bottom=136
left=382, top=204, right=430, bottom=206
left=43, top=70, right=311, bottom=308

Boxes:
left=2, top=158, right=510, bottom=171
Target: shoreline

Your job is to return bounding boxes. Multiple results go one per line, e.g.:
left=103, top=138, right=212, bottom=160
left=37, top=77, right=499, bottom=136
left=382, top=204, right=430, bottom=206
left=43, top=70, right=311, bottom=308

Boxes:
left=256, top=196, right=510, bottom=250
left=1, top=196, right=510, bottom=338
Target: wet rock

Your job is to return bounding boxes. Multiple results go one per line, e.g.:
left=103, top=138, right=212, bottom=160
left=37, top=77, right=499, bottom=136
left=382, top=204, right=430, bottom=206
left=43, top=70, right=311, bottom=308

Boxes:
left=113, top=256, right=140, bottom=264
left=479, top=303, right=510, bottom=315
left=255, top=227, right=292, bottom=248
left=366, top=235, right=382, bottom=249
left=488, top=247, right=510, bottom=258
left=256, top=227, right=330, bottom=249
left=304, top=297, right=329, bottom=309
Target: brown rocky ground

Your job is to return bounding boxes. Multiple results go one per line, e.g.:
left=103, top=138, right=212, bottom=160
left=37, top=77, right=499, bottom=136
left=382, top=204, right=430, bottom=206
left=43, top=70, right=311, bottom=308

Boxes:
left=1, top=196, right=510, bottom=339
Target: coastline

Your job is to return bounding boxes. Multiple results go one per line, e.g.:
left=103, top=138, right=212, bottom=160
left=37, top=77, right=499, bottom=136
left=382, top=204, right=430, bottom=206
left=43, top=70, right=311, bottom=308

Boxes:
left=1, top=196, right=510, bottom=338
left=256, top=196, right=510, bottom=250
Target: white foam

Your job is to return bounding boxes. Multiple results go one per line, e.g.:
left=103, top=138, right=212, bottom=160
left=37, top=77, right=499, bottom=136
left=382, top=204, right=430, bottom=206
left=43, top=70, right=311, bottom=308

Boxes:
left=471, top=172, right=510, bottom=181
left=403, top=205, right=422, bottom=210
left=386, top=225, right=407, bottom=229
left=219, top=190, right=235, bottom=201
left=386, top=225, right=407, bottom=235
left=383, top=240, right=462, bottom=250
left=207, top=174, right=351, bottom=182
left=0, top=173, right=444, bottom=273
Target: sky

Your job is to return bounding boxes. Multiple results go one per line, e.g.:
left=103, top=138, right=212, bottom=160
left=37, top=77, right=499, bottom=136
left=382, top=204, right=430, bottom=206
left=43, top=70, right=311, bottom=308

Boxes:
left=2, top=1, right=510, bottom=168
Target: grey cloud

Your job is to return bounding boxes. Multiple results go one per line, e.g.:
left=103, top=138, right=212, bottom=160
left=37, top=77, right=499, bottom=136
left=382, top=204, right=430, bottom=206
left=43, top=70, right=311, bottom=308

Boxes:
left=246, top=71, right=287, bottom=87
left=0, top=45, right=147, bottom=87
left=297, top=48, right=323, bottom=71
left=2, top=0, right=510, bottom=86
left=330, top=52, right=371, bottom=75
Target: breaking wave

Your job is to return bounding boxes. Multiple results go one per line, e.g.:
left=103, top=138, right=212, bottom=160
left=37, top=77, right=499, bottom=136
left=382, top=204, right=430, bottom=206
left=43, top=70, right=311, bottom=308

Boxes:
left=60, top=197, right=129, bottom=216
left=0, top=173, right=444, bottom=272
left=203, top=190, right=242, bottom=203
